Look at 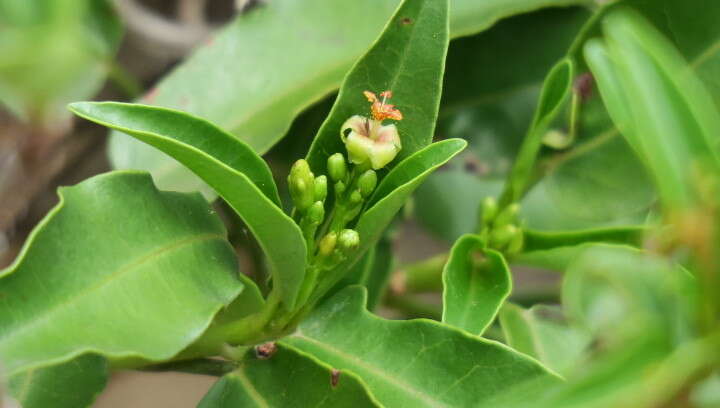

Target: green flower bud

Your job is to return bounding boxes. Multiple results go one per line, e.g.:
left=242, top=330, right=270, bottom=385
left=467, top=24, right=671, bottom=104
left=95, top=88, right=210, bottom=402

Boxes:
left=289, top=159, right=315, bottom=212
left=358, top=170, right=378, bottom=198
left=306, top=201, right=325, bottom=225
left=490, top=224, right=519, bottom=249
left=506, top=228, right=524, bottom=254
left=494, top=203, right=520, bottom=227
left=327, top=153, right=348, bottom=182
left=335, top=181, right=346, bottom=196
left=319, top=232, right=337, bottom=256
left=314, top=175, right=327, bottom=202
left=349, top=190, right=363, bottom=204
left=480, top=197, right=498, bottom=226
left=338, top=229, right=360, bottom=251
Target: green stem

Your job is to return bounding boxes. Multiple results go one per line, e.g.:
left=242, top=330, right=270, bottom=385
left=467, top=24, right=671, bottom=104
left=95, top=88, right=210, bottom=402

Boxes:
left=397, top=254, right=448, bottom=293
left=384, top=294, right=442, bottom=320
left=141, top=358, right=239, bottom=377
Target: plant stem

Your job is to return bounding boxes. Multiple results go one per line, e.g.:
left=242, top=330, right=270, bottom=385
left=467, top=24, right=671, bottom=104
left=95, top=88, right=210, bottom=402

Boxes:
left=394, top=254, right=448, bottom=294
left=384, top=294, right=442, bottom=320
left=141, top=358, right=238, bottom=377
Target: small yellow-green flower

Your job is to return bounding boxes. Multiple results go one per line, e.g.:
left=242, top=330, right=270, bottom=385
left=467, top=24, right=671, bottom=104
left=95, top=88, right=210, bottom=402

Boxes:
left=340, top=91, right=402, bottom=170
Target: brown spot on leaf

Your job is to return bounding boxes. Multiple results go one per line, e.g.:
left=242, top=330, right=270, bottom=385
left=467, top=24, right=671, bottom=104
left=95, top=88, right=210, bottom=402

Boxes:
left=331, top=369, right=341, bottom=387
left=400, top=17, right=413, bottom=25
left=255, top=342, right=277, bottom=359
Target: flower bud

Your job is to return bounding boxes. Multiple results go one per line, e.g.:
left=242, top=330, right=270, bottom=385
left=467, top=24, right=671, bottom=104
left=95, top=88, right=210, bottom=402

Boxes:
left=288, top=159, right=315, bottom=212
left=327, top=153, right=348, bottom=182
left=319, top=232, right=337, bottom=256
left=358, top=170, right=378, bottom=198
left=494, top=203, right=520, bottom=228
left=334, top=181, right=346, bottom=196
left=480, top=197, right=498, bottom=226
left=314, top=175, right=327, bottom=202
left=306, top=201, right=325, bottom=225
left=349, top=190, right=363, bottom=204
left=490, top=225, right=518, bottom=249
left=506, top=228, right=524, bottom=254
left=338, top=229, right=360, bottom=251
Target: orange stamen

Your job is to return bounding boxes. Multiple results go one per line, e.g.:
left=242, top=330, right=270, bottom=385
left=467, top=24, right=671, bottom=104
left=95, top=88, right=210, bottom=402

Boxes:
left=363, top=90, right=403, bottom=122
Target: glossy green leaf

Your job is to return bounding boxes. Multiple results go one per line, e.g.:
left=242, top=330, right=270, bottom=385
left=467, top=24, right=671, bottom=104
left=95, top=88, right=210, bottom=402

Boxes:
left=68, top=102, right=307, bottom=308
left=198, top=344, right=380, bottom=408
left=304, top=0, right=449, bottom=174
left=585, top=7, right=720, bottom=211
left=500, top=58, right=574, bottom=205
left=629, top=0, right=720, bottom=107
left=0, top=172, right=242, bottom=374
left=344, top=140, right=466, bottom=278
left=284, top=286, right=562, bottom=407
left=499, top=303, right=590, bottom=375
left=111, top=0, right=585, bottom=194
left=442, top=235, right=511, bottom=335
left=0, top=0, right=121, bottom=125
left=8, top=354, right=107, bottom=408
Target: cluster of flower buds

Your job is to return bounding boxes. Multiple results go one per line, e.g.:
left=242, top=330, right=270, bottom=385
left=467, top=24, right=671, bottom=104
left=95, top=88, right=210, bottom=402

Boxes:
left=478, top=197, right=524, bottom=254
left=288, top=159, right=329, bottom=257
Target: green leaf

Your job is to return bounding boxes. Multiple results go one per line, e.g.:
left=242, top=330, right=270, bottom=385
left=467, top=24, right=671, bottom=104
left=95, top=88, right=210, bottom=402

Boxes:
left=367, top=139, right=467, bottom=208
left=541, top=136, right=656, bottom=223
left=499, top=303, right=591, bottom=375
left=562, top=244, right=696, bottom=341
left=500, top=58, right=574, bottom=205
left=515, top=226, right=647, bottom=271
left=346, top=140, right=466, bottom=275
left=305, top=0, right=450, bottom=174
left=442, top=235, right=511, bottom=335
left=628, top=0, right=720, bottom=107
left=0, top=0, right=122, bottom=125
left=110, top=0, right=585, bottom=194
left=522, top=226, right=646, bottom=252
left=585, top=7, right=720, bottom=211
left=69, top=102, right=281, bottom=204
left=8, top=354, right=107, bottom=408
left=198, top=344, right=380, bottom=408
left=0, top=172, right=242, bottom=374
left=68, top=102, right=307, bottom=308
left=284, top=286, right=561, bottom=407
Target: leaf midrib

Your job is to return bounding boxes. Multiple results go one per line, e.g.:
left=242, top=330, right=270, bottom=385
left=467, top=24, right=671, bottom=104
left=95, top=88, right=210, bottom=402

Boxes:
left=0, top=233, right=225, bottom=343
left=288, top=332, right=448, bottom=408
left=233, top=368, right=271, bottom=408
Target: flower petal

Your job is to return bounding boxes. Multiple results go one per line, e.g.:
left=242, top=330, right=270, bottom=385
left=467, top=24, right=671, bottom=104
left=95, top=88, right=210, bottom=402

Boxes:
left=340, top=115, right=370, bottom=142
left=345, top=131, right=374, bottom=165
